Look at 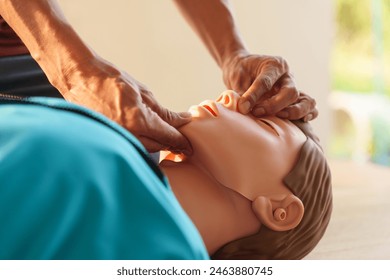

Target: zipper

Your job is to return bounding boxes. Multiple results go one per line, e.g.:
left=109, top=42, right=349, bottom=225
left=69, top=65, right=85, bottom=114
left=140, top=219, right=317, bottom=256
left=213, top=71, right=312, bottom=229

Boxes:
left=0, top=93, right=166, bottom=184
left=0, top=92, right=25, bottom=100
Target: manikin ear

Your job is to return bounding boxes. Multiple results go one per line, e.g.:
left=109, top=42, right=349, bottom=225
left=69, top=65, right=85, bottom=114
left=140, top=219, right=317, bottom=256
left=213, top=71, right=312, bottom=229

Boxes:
left=252, top=194, right=304, bottom=232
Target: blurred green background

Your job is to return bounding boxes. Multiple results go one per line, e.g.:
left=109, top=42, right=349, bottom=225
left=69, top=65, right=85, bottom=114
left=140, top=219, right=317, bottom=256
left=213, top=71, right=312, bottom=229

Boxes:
left=331, top=0, right=390, bottom=166
left=333, top=0, right=390, bottom=95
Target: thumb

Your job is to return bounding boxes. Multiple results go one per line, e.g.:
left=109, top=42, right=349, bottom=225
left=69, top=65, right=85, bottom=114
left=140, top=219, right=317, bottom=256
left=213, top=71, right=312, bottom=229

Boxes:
left=141, top=90, right=192, bottom=128
left=168, top=111, right=192, bottom=128
left=155, top=105, right=192, bottom=129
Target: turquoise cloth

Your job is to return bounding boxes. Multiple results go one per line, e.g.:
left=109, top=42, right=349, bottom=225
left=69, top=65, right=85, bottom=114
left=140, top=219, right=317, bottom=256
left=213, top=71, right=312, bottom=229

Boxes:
left=0, top=97, right=208, bottom=260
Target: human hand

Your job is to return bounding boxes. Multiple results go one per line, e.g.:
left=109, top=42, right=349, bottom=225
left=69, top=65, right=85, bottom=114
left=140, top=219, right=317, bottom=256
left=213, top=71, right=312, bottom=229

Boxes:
left=276, top=92, right=318, bottom=122
left=64, top=58, right=192, bottom=154
left=252, top=85, right=318, bottom=122
left=222, top=52, right=317, bottom=121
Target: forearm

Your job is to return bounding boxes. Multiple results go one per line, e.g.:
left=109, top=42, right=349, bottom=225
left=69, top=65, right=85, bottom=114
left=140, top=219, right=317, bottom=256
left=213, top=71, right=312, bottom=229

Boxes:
left=173, top=0, right=247, bottom=68
left=0, top=0, right=96, bottom=95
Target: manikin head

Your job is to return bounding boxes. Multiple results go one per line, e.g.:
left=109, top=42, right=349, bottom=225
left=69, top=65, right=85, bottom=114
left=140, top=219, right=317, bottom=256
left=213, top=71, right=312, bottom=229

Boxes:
left=160, top=90, right=332, bottom=259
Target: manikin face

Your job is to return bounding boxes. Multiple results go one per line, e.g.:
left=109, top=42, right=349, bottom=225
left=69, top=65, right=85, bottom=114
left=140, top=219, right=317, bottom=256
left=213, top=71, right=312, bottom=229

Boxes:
left=180, top=90, right=307, bottom=201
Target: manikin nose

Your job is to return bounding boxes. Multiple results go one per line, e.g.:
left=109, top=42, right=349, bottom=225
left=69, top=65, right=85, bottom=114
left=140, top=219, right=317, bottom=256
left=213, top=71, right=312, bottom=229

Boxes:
left=216, top=90, right=239, bottom=111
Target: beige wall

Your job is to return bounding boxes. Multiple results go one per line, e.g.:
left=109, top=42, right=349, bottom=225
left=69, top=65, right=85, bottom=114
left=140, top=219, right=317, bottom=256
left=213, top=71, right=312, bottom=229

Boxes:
left=58, top=0, right=333, bottom=150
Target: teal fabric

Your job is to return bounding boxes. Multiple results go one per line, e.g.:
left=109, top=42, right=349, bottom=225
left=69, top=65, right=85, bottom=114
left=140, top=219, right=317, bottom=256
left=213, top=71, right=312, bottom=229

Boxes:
left=0, top=97, right=209, bottom=260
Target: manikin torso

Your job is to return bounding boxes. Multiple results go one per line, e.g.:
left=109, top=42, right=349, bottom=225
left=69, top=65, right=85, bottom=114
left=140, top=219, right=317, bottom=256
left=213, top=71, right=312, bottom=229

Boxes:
left=160, top=90, right=307, bottom=255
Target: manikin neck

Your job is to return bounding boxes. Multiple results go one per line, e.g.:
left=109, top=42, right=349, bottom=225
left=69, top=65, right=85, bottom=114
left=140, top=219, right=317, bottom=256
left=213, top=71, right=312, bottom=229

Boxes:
left=160, top=159, right=261, bottom=255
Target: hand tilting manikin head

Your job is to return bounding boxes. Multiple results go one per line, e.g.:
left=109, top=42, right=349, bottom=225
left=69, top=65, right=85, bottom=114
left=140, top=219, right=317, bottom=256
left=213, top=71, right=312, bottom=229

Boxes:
left=160, top=90, right=307, bottom=255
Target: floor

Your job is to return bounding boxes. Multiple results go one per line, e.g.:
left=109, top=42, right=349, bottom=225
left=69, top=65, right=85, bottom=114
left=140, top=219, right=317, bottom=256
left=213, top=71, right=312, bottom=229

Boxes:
left=305, top=159, right=390, bottom=259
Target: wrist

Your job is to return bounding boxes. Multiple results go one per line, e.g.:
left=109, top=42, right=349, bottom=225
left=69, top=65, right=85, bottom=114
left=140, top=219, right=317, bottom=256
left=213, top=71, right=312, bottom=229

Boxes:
left=220, top=48, right=249, bottom=71
left=218, top=41, right=249, bottom=67
left=33, top=25, right=104, bottom=98
left=57, top=54, right=124, bottom=105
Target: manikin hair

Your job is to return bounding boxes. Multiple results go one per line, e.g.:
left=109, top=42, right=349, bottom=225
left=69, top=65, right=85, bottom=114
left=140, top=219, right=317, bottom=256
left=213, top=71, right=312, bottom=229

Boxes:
left=211, top=120, right=333, bottom=260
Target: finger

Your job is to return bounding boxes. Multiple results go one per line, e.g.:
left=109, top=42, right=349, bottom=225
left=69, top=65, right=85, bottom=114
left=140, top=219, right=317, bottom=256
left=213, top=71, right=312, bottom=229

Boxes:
left=252, top=76, right=299, bottom=117
left=303, top=108, right=319, bottom=122
left=276, top=103, right=307, bottom=120
left=238, top=60, right=287, bottom=114
left=138, top=137, right=166, bottom=153
left=298, top=93, right=318, bottom=121
left=159, top=108, right=192, bottom=129
left=141, top=90, right=192, bottom=128
left=138, top=136, right=192, bottom=155
left=276, top=98, right=318, bottom=121
left=146, top=102, right=192, bottom=152
left=141, top=109, right=193, bottom=155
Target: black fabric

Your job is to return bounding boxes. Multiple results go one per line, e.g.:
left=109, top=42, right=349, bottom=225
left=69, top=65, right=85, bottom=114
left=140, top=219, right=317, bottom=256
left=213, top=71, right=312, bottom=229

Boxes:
left=0, top=54, right=62, bottom=98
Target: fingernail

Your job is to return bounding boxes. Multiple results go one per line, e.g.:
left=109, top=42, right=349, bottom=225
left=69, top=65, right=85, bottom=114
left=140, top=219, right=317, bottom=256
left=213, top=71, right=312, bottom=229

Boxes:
left=278, top=111, right=289, bottom=118
left=304, top=114, right=313, bottom=122
left=253, top=107, right=266, bottom=116
left=179, top=111, right=192, bottom=119
left=239, top=101, right=251, bottom=114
